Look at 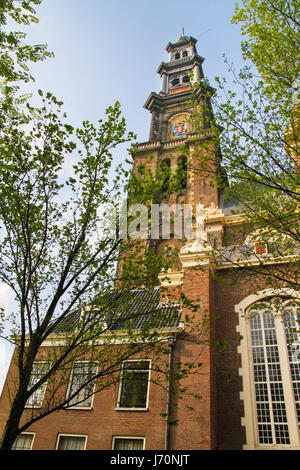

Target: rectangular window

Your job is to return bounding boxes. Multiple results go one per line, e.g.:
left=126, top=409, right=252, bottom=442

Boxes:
left=25, top=362, right=50, bottom=408
left=56, top=434, right=87, bottom=450
left=112, top=437, right=145, bottom=450
left=117, top=360, right=150, bottom=409
left=67, top=362, right=98, bottom=408
left=11, top=433, right=35, bottom=450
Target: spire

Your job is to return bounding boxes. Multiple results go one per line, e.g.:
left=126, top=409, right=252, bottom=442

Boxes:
left=180, top=25, right=185, bottom=41
left=178, top=25, right=188, bottom=42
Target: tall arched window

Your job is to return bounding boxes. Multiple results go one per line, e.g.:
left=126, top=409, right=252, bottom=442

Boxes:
left=171, top=78, right=180, bottom=87
left=176, top=156, right=187, bottom=190
left=158, top=158, right=171, bottom=193
left=237, top=292, right=300, bottom=449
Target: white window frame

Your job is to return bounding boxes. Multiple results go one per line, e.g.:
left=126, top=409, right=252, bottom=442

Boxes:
left=55, top=433, right=87, bottom=450
left=11, top=432, right=35, bottom=450
left=236, top=288, right=300, bottom=449
left=25, top=361, right=50, bottom=409
left=66, top=361, right=98, bottom=410
left=112, top=436, right=146, bottom=450
left=116, top=360, right=151, bottom=411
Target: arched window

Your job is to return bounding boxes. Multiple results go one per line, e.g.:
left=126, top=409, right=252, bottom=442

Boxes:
left=176, top=156, right=187, bottom=190
left=171, top=78, right=180, bottom=87
left=182, top=50, right=188, bottom=58
left=182, top=75, right=190, bottom=83
left=175, top=52, right=180, bottom=60
left=159, top=158, right=171, bottom=193
left=237, top=292, right=300, bottom=449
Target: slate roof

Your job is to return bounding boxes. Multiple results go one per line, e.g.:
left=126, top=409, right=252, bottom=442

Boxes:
left=51, top=286, right=181, bottom=334
left=219, top=182, right=270, bottom=216
left=218, top=187, right=246, bottom=216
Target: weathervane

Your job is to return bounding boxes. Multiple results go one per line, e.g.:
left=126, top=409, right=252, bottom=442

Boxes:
left=180, top=25, right=185, bottom=40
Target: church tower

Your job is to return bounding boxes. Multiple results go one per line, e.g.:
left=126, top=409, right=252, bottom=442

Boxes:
left=133, top=34, right=223, bottom=273
left=131, top=33, right=222, bottom=450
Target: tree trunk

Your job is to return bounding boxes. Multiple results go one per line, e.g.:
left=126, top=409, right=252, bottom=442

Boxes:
left=0, top=391, right=28, bottom=450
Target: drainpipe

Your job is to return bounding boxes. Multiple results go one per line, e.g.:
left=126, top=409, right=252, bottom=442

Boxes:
left=165, top=334, right=176, bottom=450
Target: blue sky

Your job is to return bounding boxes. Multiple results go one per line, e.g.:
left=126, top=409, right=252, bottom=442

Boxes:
left=23, top=0, right=244, bottom=140
left=0, top=0, right=245, bottom=392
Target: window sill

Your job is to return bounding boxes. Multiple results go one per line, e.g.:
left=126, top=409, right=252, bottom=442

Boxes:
left=115, top=407, right=148, bottom=412
left=64, top=406, right=94, bottom=411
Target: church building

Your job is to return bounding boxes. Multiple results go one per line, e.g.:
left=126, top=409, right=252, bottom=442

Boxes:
left=0, top=34, right=299, bottom=451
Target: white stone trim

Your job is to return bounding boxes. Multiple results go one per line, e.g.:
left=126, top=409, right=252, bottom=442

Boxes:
left=235, top=288, right=300, bottom=315
left=224, top=214, right=246, bottom=225
left=55, top=433, right=88, bottom=450
left=179, top=239, right=213, bottom=267
left=179, top=250, right=212, bottom=267
left=158, top=270, right=183, bottom=286
left=111, top=436, right=146, bottom=450
left=41, top=326, right=184, bottom=347
left=216, top=254, right=299, bottom=270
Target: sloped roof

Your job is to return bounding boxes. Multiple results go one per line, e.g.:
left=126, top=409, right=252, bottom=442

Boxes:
left=218, top=187, right=246, bottom=216
left=51, top=286, right=181, bottom=334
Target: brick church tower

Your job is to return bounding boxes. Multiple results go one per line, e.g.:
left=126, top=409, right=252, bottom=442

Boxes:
left=130, top=33, right=222, bottom=449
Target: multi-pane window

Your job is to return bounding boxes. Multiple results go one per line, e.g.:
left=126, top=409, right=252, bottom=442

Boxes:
left=117, top=361, right=150, bottom=409
left=112, top=437, right=145, bottom=450
left=11, top=433, right=34, bottom=450
left=182, top=75, right=190, bottom=83
left=248, top=300, right=300, bottom=447
left=26, top=362, right=50, bottom=408
left=283, top=304, right=300, bottom=427
left=67, top=362, right=98, bottom=408
left=56, top=435, right=87, bottom=450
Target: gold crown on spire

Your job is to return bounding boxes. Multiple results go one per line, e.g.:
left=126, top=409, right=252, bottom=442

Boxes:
left=179, top=25, right=185, bottom=41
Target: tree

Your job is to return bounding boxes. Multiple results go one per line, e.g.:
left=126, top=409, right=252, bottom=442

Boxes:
left=190, top=0, right=300, bottom=295
left=0, top=0, right=52, bottom=84
left=231, top=0, right=299, bottom=100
